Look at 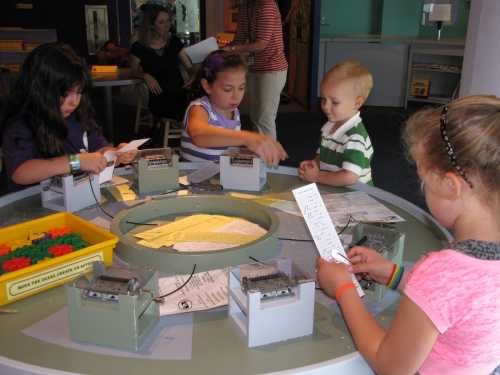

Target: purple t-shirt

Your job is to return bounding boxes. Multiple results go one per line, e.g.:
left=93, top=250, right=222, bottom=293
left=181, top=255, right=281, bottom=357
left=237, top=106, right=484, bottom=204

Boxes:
left=2, top=115, right=109, bottom=192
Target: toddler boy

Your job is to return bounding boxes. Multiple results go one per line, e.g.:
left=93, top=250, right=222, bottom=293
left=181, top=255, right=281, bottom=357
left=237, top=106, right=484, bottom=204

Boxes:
left=298, top=60, right=374, bottom=186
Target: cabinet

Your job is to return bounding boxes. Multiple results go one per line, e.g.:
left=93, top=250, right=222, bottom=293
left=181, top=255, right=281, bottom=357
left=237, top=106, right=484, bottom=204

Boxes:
left=0, top=28, right=57, bottom=71
left=320, top=39, right=409, bottom=107
left=405, top=45, right=464, bottom=108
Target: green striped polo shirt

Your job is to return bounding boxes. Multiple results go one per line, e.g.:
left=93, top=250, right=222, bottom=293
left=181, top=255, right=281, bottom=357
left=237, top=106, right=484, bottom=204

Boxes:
left=318, top=112, right=374, bottom=185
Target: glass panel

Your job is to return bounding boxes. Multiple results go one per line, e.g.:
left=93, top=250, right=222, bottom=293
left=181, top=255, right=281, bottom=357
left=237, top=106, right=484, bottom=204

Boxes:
left=176, top=0, right=201, bottom=45
left=130, top=1, right=200, bottom=45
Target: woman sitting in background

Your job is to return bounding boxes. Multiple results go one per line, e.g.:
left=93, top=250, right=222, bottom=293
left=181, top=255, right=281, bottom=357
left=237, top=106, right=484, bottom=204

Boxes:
left=129, top=3, right=193, bottom=121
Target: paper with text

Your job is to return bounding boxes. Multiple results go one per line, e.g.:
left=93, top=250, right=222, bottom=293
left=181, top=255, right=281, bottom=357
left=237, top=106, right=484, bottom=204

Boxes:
left=292, top=184, right=344, bottom=262
left=158, top=268, right=228, bottom=315
left=292, top=183, right=364, bottom=297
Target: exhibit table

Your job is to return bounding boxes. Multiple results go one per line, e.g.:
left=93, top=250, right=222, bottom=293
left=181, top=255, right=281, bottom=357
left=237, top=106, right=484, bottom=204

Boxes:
left=0, top=166, right=449, bottom=375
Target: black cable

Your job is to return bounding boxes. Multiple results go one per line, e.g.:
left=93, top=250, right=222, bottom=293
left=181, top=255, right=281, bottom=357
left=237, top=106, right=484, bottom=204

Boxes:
left=89, top=175, right=115, bottom=219
left=277, top=216, right=353, bottom=243
left=90, top=175, right=184, bottom=226
left=278, top=237, right=314, bottom=242
left=249, top=256, right=265, bottom=264
left=125, top=220, right=157, bottom=226
left=153, top=187, right=186, bottom=196
left=155, top=264, right=197, bottom=300
left=336, top=215, right=353, bottom=236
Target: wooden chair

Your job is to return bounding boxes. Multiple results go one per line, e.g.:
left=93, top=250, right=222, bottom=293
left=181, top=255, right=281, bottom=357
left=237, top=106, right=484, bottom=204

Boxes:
left=132, top=83, right=183, bottom=149
left=157, top=117, right=182, bottom=148
left=133, top=82, right=154, bottom=135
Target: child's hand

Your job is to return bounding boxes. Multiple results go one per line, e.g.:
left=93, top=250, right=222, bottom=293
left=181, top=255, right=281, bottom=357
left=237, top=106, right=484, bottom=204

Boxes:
left=79, top=152, right=108, bottom=174
left=115, top=143, right=137, bottom=165
left=316, top=257, right=353, bottom=299
left=298, top=159, right=320, bottom=182
left=347, top=246, right=395, bottom=286
left=144, top=73, right=162, bottom=95
left=298, top=159, right=314, bottom=174
left=247, top=133, right=288, bottom=166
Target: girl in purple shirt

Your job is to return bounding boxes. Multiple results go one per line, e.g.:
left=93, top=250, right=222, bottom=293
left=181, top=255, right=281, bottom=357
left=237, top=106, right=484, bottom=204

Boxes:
left=1, top=43, right=136, bottom=192
left=316, top=95, right=500, bottom=375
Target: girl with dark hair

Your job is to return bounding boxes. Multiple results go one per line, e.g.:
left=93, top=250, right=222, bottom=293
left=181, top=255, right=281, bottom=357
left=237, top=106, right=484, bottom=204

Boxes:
left=180, top=50, right=287, bottom=165
left=129, top=3, right=193, bottom=120
left=1, top=43, right=136, bottom=192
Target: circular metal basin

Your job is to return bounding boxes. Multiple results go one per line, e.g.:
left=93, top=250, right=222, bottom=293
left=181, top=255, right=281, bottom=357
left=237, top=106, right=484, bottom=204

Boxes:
left=111, top=195, right=280, bottom=273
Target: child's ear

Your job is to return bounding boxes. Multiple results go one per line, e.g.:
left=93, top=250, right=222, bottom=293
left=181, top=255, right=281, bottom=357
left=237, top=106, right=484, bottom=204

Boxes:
left=443, top=172, right=463, bottom=199
left=201, top=78, right=211, bottom=94
left=355, top=96, right=365, bottom=109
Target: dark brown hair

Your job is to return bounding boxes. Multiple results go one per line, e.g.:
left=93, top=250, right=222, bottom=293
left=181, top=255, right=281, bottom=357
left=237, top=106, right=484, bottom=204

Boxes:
left=136, top=3, right=173, bottom=46
left=2, top=43, right=96, bottom=157
left=188, top=50, right=247, bottom=100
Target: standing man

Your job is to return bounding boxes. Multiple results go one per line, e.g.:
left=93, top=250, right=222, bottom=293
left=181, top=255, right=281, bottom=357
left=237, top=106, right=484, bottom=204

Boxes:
left=225, top=0, right=288, bottom=140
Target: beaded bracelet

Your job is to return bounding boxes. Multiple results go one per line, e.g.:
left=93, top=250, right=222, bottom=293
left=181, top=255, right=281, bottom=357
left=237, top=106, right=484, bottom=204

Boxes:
left=335, top=282, right=356, bottom=301
left=386, top=264, right=405, bottom=290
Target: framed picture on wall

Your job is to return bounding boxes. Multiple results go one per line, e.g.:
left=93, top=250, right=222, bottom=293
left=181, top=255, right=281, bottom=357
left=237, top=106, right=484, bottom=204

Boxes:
left=85, top=5, right=109, bottom=55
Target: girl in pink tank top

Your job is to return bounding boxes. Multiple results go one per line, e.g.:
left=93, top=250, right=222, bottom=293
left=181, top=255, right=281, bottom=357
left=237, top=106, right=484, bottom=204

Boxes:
left=316, top=95, right=500, bottom=375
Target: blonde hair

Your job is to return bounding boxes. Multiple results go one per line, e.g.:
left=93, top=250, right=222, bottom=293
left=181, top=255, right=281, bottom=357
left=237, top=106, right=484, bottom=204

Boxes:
left=323, top=60, right=374, bottom=100
left=403, top=95, right=500, bottom=205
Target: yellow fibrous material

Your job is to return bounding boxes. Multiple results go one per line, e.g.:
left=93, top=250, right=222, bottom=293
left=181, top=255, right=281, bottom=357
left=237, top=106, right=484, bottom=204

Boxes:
left=108, top=184, right=138, bottom=201
left=135, top=214, right=265, bottom=249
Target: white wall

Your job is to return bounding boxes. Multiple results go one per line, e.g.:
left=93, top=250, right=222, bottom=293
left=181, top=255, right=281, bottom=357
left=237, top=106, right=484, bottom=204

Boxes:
left=460, top=0, right=500, bottom=97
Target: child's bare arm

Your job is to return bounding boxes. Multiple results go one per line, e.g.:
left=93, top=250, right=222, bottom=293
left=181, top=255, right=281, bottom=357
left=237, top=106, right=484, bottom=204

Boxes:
left=299, top=163, right=359, bottom=186
left=187, top=106, right=287, bottom=165
left=317, top=257, right=438, bottom=374
left=299, top=152, right=359, bottom=186
left=187, top=106, right=246, bottom=147
left=11, top=152, right=107, bottom=185
left=11, top=156, right=73, bottom=185
left=339, top=292, right=438, bottom=374
left=316, top=169, right=359, bottom=186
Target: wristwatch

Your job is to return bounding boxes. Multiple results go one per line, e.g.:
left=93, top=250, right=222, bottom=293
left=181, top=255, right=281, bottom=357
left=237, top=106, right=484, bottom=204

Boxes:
left=68, top=154, right=81, bottom=173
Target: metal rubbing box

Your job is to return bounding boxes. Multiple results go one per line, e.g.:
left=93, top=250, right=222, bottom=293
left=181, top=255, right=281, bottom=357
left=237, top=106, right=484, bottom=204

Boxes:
left=0, top=212, right=118, bottom=305
left=220, top=148, right=267, bottom=191
left=135, top=148, right=179, bottom=195
left=41, top=173, right=101, bottom=212
left=66, top=261, right=159, bottom=351
left=228, top=258, right=315, bottom=347
left=351, top=223, right=405, bottom=301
